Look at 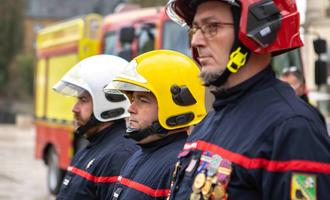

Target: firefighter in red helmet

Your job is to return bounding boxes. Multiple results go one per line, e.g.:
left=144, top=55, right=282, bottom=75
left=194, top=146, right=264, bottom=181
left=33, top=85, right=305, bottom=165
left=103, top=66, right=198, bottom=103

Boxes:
left=165, top=0, right=330, bottom=199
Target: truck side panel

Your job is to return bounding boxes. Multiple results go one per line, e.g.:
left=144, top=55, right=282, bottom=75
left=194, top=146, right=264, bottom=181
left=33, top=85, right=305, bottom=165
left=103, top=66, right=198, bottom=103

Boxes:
left=35, top=59, right=47, bottom=119
left=35, top=122, right=74, bottom=169
left=46, top=54, right=77, bottom=121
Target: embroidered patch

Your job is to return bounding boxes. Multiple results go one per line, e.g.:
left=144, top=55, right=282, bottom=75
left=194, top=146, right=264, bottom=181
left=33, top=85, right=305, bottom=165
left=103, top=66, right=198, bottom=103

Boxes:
left=63, top=178, right=70, bottom=186
left=86, top=158, right=95, bottom=169
left=291, top=173, right=317, bottom=200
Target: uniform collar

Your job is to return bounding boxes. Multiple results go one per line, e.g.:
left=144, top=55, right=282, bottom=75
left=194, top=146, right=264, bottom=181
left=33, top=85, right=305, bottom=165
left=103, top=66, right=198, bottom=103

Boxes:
left=139, top=131, right=187, bottom=151
left=87, top=119, right=125, bottom=146
left=300, top=94, right=309, bottom=103
left=212, top=66, right=276, bottom=111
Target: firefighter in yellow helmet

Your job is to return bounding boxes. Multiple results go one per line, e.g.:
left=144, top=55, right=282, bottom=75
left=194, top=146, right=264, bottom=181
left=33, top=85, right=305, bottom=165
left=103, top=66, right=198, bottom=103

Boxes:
left=104, top=50, right=206, bottom=199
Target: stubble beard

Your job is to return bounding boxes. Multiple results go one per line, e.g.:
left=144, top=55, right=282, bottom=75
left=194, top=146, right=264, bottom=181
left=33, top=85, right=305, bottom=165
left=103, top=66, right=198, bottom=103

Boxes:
left=199, top=67, right=229, bottom=92
left=73, top=114, right=83, bottom=127
left=200, top=68, right=225, bottom=86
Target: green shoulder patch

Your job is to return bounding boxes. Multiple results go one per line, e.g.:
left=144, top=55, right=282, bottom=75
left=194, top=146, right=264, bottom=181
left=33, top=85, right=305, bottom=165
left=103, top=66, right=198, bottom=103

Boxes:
left=291, top=173, right=317, bottom=200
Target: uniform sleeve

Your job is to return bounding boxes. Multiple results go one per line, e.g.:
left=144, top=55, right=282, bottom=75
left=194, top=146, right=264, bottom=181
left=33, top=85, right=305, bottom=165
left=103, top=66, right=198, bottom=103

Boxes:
left=259, top=116, right=330, bottom=200
left=160, top=164, right=176, bottom=188
left=95, top=151, right=133, bottom=200
left=155, top=163, right=176, bottom=199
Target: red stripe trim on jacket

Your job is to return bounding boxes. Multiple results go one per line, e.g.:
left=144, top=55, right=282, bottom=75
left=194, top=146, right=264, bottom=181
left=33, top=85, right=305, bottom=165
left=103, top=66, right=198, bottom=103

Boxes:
left=69, top=166, right=118, bottom=183
left=118, top=176, right=170, bottom=198
left=183, top=140, right=330, bottom=174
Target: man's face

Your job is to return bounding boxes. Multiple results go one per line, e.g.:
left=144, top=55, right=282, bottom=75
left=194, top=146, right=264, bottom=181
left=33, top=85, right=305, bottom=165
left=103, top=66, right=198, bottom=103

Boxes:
left=191, top=1, right=235, bottom=83
left=72, top=91, right=93, bottom=128
left=127, top=91, right=158, bottom=131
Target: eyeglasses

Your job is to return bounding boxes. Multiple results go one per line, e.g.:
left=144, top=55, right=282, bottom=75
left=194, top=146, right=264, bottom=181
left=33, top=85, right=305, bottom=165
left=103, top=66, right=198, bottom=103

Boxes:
left=188, top=22, right=234, bottom=39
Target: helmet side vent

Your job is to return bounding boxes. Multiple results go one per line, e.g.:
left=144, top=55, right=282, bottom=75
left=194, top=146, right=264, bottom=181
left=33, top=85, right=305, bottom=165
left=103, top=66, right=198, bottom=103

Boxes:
left=171, top=85, right=197, bottom=106
left=246, top=0, right=281, bottom=48
left=101, top=108, right=125, bottom=119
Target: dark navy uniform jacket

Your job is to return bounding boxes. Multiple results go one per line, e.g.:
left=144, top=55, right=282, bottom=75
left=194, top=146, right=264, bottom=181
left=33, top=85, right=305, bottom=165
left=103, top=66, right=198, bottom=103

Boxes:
left=169, top=67, right=330, bottom=200
left=109, top=132, right=188, bottom=200
left=56, top=119, right=138, bottom=200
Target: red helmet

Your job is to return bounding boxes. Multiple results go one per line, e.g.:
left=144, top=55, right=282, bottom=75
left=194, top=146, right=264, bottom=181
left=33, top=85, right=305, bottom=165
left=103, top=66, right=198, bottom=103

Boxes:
left=166, top=0, right=303, bottom=55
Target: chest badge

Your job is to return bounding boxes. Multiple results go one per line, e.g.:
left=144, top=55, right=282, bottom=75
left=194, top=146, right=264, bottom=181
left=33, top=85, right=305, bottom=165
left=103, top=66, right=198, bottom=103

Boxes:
left=190, top=152, right=232, bottom=200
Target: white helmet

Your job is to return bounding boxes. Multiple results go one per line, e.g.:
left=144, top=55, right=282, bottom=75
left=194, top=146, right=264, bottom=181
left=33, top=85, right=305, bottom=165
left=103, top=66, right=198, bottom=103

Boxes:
left=53, top=55, right=130, bottom=122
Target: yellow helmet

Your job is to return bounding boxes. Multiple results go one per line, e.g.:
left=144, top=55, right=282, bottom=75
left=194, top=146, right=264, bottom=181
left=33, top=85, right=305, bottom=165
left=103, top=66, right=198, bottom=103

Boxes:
left=105, top=50, right=206, bottom=130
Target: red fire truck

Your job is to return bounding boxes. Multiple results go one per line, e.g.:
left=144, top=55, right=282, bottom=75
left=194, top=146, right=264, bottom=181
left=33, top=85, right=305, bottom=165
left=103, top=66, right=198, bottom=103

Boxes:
left=100, top=6, right=190, bottom=60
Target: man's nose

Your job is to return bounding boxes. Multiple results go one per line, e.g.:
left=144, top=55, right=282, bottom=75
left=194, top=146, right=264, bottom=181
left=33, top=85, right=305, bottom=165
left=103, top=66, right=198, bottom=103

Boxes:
left=72, top=102, right=80, bottom=113
left=127, top=101, right=136, bottom=114
left=191, top=28, right=206, bottom=48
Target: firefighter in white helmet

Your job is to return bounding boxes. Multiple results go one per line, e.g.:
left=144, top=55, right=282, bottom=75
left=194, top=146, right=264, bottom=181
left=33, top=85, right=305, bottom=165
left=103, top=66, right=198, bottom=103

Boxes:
left=53, top=55, right=138, bottom=200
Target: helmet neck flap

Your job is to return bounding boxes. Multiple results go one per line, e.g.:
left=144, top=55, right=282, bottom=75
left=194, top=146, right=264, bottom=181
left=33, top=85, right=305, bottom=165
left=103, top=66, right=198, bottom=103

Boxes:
left=125, top=121, right=168, bottom=142
left=75, top=114, right=100, bottom=137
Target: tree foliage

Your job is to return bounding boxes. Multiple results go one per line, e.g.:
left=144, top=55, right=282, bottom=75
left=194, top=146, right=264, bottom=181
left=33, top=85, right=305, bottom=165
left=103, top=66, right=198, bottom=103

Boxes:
left=0, top=0, right=25, bottom=94
left=7, top=53, right=34, bottom=100
left=126, top=0, right=168, bottom=7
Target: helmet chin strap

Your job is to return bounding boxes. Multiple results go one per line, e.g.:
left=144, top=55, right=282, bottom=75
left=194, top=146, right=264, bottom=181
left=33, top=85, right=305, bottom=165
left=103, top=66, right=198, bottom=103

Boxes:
left=208, top=43, right=250, bottom=87
left=124, top=121, right=168, bottom=142
left=75, top=114, right=100, bottom=137
left=204, top=69, right=231, bottom=87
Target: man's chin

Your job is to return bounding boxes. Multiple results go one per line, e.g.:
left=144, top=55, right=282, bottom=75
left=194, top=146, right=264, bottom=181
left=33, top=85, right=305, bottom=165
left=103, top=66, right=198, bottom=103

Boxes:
left=200, top=69, right=225, bottom=86
left=73, top=121, right=84, bottom=129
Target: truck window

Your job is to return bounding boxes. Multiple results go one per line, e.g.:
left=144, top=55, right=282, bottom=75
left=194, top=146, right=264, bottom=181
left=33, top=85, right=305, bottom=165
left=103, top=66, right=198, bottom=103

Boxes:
left=104, top=31, right=118, bottom=55
left=88, top=19, right=101, bottom=39
left=272, top=49, right=303, bottom=76
left=138, top=25, right=156, bottom=55
left=162, top=20, right=191, bottom=57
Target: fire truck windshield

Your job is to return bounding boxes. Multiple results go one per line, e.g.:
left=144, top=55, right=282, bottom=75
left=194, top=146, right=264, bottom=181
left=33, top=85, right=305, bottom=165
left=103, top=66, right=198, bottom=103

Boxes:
left=162, top=20, right=191, bottom=57
left=272, top=49, right=303, bottom=77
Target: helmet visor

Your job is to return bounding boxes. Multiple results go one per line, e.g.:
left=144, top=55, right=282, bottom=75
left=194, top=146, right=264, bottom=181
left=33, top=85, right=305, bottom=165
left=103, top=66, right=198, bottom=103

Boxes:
left=53, top=80, right=85, bottom=97
left=166, top=0, right=240, bottom=27
left=104, top=81, right=150, bottom=93
left=166, top=0, right=188, bottom=27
